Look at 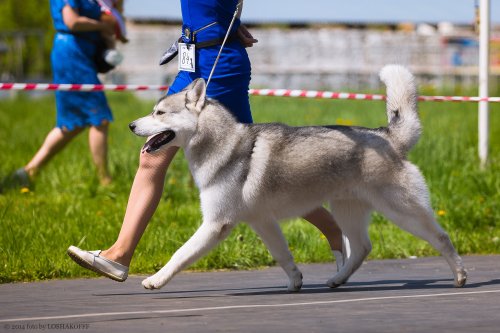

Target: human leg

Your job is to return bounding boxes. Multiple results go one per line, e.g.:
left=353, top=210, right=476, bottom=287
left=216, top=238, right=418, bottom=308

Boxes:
left=88, top=122, right=112, bottom=185
left=303, top=207, right=343, bottom=251
left=100, top=146, right=179, bottom=266
left=303, top=207, right=347, bottom=271
left=24, top=126, right=84, bottom=179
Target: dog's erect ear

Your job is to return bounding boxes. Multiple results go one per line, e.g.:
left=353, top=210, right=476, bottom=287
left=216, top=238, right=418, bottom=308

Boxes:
left=185, top=78, right=206, bottom=111
left=182, top=78, right=200, bottom=92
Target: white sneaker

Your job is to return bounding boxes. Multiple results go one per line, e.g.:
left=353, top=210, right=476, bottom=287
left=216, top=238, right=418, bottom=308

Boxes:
left=67, top=246, right=128, bottom=282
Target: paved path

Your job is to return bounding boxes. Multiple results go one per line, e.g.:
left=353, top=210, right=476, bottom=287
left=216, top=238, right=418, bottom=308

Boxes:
left=1, top=255, right=499, bottom=333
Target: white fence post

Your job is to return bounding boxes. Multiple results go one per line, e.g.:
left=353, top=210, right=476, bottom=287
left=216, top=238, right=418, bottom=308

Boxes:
left=478, top=0, right=490, bottom=168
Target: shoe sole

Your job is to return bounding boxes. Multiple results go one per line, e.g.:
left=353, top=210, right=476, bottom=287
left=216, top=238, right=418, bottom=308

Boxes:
left=67, top=248, right=126, bottom=282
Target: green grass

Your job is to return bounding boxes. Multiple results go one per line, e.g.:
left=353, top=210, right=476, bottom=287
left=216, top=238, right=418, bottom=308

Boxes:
left=0, top=91, right=499, bottom=283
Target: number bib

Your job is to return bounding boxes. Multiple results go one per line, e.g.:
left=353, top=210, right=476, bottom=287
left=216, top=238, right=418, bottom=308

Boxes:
left=178, top=43, right=196, bottom=72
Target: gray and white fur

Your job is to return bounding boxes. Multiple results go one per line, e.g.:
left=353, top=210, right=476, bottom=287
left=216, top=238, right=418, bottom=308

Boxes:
left=130, top=65, right=467, bottom=291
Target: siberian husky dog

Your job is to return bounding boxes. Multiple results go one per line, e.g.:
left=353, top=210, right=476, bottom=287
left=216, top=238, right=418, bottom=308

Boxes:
left=130, top=65, right=466, bottom=291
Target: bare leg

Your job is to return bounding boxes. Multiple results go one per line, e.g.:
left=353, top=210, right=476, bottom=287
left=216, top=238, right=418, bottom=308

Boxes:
left=100, top=146, right=179, bottom=266
left=24, top=127, right=84, bottom=178
left=303, top=207, right=343, bottom=252
left=303, top=207, right=349, bottom=271
left=88, top=122, right=112, bottom=185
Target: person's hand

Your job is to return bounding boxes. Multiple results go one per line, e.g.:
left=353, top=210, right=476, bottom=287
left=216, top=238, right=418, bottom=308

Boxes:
left=101, top=13, right=129, bottom=43
left=100, top=14, right=117, bottom=37
left=237, top=25, right=258, bottom=47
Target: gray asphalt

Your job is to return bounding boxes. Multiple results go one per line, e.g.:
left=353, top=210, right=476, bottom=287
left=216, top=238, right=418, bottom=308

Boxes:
left=1, top=255, right=499, bottom=333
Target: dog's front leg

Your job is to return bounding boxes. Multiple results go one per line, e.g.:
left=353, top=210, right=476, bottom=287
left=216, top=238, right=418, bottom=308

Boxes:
left=142, top=221, right=234, bottom=290
left=250, top=221, right=303, bottom=292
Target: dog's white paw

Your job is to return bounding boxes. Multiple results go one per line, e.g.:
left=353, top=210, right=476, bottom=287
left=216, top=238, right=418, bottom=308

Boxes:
left=326, top=274, right=347, bottom=288
left=326, top=278, right=341, bottom=288
left=142, top=274, right=167, bottom=290
left=287, top=271, right=303, bottom=292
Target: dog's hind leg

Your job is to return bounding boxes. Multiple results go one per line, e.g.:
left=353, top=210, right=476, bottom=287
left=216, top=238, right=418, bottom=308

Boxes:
left=326, top=199, right=372, bottom=288
left=142, top=221, right=235, bottom=290
left=250, top=221, right=303, bottom=292
left=373, top=182, right=467, bottom=288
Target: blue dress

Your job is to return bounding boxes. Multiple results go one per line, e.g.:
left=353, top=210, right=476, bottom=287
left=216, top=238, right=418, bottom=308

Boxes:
left=167, top=0, right=253, bottom=124
left=50, top=0, right=113, bottom=131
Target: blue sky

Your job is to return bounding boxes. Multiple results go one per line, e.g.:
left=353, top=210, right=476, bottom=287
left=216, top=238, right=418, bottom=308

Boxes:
left=124, top=0, right=500, bottom=25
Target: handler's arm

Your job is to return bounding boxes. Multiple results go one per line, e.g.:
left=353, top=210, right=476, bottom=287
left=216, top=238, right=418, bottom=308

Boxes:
left=236, top=0, right=258, bottom=47
left=62, top=4, right=114, bottom=35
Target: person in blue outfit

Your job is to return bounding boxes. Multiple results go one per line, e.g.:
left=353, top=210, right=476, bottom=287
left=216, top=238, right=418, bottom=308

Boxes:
left=68, top=0, right=348, bottom=283
left=15, top=0, right=123, bottom=186
left=166, top=1, right=253, bottom=124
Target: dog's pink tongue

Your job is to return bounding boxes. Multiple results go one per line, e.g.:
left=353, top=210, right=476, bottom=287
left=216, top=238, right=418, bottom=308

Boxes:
left=141, top=139, right=156, bottom=154
left=141, top=131, right=175, bottom=154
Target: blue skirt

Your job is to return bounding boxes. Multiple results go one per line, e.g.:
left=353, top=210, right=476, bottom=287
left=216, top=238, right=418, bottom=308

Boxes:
left=167, top=41, right=253, bottom=124
left=51, top=33, right=113, bottom=131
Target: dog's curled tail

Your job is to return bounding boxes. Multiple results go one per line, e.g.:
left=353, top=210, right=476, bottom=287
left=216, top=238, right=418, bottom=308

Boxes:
left=379, top=65, right=420, bottom=155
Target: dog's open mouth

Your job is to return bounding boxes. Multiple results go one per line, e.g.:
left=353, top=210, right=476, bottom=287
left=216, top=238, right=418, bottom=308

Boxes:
left=142, top=130, right=176, bottom=153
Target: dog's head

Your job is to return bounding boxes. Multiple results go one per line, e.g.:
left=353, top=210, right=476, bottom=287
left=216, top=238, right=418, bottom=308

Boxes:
left=129, top=78, right=207, bottom=153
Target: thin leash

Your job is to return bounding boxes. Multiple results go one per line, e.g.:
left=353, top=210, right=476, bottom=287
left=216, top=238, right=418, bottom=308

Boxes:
left=206, top=1, right=241, bottom=88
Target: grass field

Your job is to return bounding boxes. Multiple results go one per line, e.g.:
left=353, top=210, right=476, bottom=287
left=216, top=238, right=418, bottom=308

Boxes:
left=0, top=90, right=499, bottom=283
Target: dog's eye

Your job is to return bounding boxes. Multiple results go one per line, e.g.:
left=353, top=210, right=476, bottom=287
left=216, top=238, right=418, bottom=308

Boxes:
left=156, top=111, right=166, bottom=115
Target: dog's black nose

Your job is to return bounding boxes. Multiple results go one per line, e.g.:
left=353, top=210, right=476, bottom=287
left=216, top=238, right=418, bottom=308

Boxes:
left=129, top=122, right=136, bottom=131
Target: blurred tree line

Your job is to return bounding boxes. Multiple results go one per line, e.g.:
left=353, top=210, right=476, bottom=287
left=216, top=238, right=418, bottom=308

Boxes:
left=0, top=0, right=54, bottom=80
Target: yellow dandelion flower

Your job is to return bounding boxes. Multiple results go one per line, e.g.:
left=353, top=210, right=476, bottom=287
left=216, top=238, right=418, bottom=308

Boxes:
left=336, top=118, right=354, bottom=126
left=20, top=187, right=30, bottom=194
left=437, top=210, right=446, bottom=216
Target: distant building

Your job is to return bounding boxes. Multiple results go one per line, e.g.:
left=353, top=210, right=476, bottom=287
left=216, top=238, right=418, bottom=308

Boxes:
left=109, top=18, right=499, bottom=98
